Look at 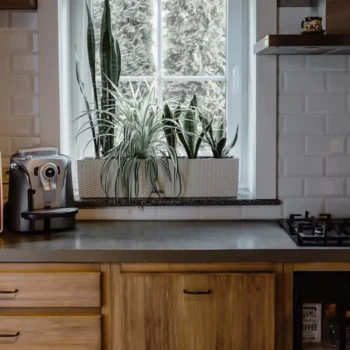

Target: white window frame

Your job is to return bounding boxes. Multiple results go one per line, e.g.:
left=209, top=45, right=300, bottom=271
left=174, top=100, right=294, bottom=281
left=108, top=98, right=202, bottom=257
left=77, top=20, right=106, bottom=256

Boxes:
left=38, top=0, right=277, bottom=200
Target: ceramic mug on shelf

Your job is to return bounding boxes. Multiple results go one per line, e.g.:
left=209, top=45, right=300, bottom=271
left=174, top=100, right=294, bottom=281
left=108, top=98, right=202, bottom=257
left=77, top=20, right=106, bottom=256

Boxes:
left=301, top=16, right=325, bottom=34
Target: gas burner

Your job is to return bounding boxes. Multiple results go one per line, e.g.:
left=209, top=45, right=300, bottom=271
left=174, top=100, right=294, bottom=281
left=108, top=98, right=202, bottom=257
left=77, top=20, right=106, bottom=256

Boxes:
left=278, top=212, right=350, bottom=246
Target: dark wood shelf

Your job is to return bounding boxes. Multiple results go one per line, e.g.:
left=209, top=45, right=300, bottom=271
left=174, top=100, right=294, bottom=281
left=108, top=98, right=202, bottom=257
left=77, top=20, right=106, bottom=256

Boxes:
left=0, top=0, right=37, bottom=10
left=254, top=34, right=350, bottom=55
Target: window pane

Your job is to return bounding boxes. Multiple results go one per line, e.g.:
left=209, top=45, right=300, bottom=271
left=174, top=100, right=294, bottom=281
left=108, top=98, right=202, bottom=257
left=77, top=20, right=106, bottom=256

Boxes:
left=93, top=0, right=156, bottom=77
left=163, top=81, right=226, bottom=119
left=163, top=0, right=226, bottom=76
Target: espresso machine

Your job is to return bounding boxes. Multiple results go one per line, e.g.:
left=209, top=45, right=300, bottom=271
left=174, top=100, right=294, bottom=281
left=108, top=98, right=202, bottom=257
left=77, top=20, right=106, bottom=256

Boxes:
left=7, top=147, right=78, bottom=232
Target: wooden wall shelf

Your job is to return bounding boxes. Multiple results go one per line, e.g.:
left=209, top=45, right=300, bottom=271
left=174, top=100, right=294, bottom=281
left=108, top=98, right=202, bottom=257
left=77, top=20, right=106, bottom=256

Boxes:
left=0, top=0, right=37, bottom=10
left=254, top=34, right=350, bottom=55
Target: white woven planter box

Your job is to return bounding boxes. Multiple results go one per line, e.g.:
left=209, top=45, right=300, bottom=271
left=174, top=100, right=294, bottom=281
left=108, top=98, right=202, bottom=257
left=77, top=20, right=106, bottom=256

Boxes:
left=77, top=158, right=239, bottom=198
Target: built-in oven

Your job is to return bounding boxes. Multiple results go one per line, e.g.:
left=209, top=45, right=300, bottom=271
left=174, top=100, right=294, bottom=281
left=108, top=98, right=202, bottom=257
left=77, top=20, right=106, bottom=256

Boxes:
left=294, top=272, right=350, bottom=350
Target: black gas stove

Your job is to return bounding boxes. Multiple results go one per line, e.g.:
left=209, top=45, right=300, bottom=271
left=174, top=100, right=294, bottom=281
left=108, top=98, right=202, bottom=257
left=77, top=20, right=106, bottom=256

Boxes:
left=278, top=211, right=350, bottom=246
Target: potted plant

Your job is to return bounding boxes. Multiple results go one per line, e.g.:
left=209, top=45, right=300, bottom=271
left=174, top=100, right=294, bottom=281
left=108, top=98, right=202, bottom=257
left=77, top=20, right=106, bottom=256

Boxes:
left=77, top=80, right=182, bottom=200
left=162, top=100, right=240, bottom=198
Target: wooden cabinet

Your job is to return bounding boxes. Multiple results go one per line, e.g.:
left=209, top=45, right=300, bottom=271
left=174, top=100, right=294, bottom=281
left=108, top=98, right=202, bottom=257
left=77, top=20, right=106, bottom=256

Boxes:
left=0, top=315, right=101, bottom=350
left=0, top=264, right=102, bottom=350
left=0, top=0, right=37, bottom=9
left=117, top=271, right=275, bottom=350
left=0, top=272, right=101, bottom=307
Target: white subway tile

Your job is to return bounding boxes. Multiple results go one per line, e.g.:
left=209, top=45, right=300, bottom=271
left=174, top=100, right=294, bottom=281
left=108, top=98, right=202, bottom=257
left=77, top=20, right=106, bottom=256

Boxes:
left=306, top=56, right=348, bottom=71
left=0, top=116, right=33, bottom=136
left=0, top=55, right=10, bottom=75
left=278, top=135, right=305, bottom=156
left=11, top=137, right=40, bottom=153
left=328, top=73, right=350, bottom=92
left=32, top=75, right=39, bottom=94
left=11, top=12, right=38, bottom=30
left=32, top=33, right=38, bottom=52
left=279, top=56, right=305, bottom=71
left=158, top=207, right=200, bottom=220
left=279, top=94, right=305, bottom=114
left=327, top=115, right=350, bottom=134
left=0, top=32, right=28, bottom=52
left=0, top=12, right=8, bottom=29
left=10, top=75, right=31, bottom=94
left=325, top=199, right=350, bottom=218
left=278, top=157, right=284, bottom=177
left=284, top=72, right=325, bottom=93
left=12, top=54, right=39, bottom=73
left=77, top=207, right=158, bottom=220
left=279, top=73, right=284, bottom=91
left=33, top=116, right=40, bottom=135
left=0, top=94, right=10, bottom=116
left=347, top=178, right=350, bottom=196
left=278, top=178, right=304, bottom=198
left=278, top=8, right=311, bottom=34
left=284, top=114, right=326, bottom=135
left=283, top=198, right=325, bottom=218
left=306, top=135, right=345, bottom=156
left=326, top=156, right=350, bottom=176
left=12, top=95, right=39, bottom=116
left=278, top=115, right=285, bottom=135
left=305, top=177, right=346, bottom=197
left=199, top=207, right=242, bottom=220
left=306, top=93, right=348, bottom=114
left=284, top=156, right=324, bottom=177
left=241, top=206, right=282, bottom=219
left=0, top=137, right=11, bottom=157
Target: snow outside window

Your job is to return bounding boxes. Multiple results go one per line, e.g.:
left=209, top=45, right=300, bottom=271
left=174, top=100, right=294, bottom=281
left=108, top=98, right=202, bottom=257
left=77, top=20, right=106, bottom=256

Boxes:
left=71, top=0, right=248, bottom=188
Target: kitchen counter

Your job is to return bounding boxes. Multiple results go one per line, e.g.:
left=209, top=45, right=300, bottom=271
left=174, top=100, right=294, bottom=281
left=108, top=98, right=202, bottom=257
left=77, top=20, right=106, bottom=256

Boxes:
left=0, top=221, right=349, bottom=263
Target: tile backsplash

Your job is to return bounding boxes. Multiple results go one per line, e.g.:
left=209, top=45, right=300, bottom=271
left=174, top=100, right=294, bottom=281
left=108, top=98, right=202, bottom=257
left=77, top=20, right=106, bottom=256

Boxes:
left=2, top=7, right=350, bottom=219
left=0, top=10, right=40, bottom=169
left=278, top=7, right=350, bottom=218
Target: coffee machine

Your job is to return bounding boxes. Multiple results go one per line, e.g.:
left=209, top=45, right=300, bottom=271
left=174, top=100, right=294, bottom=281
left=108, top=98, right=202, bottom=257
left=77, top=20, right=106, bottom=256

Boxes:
left=8, top=147, right=78, bottom=232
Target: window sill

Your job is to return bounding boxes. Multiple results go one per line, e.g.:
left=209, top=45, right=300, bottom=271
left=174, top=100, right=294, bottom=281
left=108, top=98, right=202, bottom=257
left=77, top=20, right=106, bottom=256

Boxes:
left=75, top=189, right=280, bottom=208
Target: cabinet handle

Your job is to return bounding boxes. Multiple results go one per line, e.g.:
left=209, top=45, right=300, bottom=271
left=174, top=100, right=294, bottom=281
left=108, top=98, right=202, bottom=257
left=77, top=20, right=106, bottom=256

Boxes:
left=0, top=289, right=18, bottom=294
left=0, top=332, right=20, bottom=338
left=183, top=289, right=212, bottom=295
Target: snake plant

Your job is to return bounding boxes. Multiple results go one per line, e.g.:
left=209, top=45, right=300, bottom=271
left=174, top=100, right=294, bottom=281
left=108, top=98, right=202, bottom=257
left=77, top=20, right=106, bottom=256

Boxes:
left=75, top=0, right=121, bottom=158
left=162, top=95, right=206, bottom=159
left=202, top=117, right=239, bottom=158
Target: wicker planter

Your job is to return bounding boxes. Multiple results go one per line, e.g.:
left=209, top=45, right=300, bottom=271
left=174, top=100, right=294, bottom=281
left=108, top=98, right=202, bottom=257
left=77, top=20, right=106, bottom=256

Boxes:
left=77, top=157, right=239, bottom=198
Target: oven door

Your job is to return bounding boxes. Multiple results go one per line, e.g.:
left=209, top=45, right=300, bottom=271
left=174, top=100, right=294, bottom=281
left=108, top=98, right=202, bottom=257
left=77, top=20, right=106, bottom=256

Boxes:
left=294, top=272, right=350, bottom=350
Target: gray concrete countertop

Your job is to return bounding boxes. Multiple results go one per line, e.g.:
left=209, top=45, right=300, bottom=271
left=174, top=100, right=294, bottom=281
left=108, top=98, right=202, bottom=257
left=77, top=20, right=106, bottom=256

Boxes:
left=0, top=221, right=349, bottom=263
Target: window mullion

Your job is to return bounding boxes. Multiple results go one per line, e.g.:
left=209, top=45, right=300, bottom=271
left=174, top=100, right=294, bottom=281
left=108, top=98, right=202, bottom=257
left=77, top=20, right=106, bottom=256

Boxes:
left=156, top=0, right=163, bottom=103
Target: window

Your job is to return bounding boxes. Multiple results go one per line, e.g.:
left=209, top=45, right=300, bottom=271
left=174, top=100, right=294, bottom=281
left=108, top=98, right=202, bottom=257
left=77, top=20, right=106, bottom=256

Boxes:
left=71, top=0, right=248, bottom=187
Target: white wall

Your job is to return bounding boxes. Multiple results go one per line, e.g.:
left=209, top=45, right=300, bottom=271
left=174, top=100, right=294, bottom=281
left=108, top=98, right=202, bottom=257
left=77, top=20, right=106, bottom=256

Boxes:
left=278, top=7, right=350, bottom=218
left=0, top=10, right=40, bottom=198
left=1, top=7, right=350, bottom=219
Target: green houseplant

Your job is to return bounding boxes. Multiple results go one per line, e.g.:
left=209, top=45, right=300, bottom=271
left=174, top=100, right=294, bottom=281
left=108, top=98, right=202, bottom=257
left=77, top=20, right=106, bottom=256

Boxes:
left=160, top=98, right=240, bottom=198
left=78, top=79, right=183, bottom=200
left=75, top=0, right=121, bottom=159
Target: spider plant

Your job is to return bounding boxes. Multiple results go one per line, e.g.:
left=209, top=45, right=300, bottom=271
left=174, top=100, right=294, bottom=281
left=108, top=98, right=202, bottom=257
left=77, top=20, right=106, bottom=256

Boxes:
left=201, top=116, right=239, bottom=158
left=85, top=79, right=181, bottom=201
left=162, top=95, right=208, bottom=159
left=75, top=0, right=121, bottom=158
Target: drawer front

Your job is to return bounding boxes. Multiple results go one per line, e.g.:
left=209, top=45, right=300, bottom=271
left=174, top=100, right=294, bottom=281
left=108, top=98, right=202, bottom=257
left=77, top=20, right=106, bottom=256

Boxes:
left=0, top=315, right=101, bottom=350
left=0, top=272, right=101, bottom=307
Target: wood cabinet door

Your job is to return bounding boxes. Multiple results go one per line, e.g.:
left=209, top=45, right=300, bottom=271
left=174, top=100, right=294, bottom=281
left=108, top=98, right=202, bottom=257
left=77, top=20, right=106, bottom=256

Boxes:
left=0, top=315, right=101, bottom=350
left=119, top=273, right=275, bottom=350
